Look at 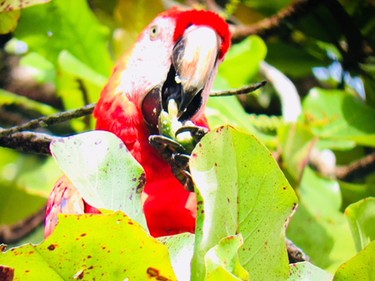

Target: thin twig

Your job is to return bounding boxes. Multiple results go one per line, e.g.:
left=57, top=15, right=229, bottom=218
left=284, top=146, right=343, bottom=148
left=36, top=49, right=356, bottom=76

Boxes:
left=0, top=131, right=55, bottom=155
left=335, top=151, right=375, bottom=180
left=0, top=206, right=46, bottom=244
left=230, top=0, right=322, bottom=40
left=0, top=103, right=95, bottom=138
left=210, top=81, right=267, bottom=97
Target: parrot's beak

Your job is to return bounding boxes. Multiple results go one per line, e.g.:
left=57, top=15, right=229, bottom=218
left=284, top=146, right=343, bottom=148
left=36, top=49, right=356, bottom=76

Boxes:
left=162, top=26, right=220, bottom=121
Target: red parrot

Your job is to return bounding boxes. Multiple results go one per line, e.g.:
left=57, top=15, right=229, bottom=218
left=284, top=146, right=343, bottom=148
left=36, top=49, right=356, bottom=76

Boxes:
left=45, top=8, right=231, bottom=238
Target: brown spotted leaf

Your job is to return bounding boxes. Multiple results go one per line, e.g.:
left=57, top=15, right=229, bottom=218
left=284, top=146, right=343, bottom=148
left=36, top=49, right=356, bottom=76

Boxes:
left=190, top=126, right=298, bottom=280
left=0, top=0, right=50, bottom=12
left=0, top=212, right=177, bottom=280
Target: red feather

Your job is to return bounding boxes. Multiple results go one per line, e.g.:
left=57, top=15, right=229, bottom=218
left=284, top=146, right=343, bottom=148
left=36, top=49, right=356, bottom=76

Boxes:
left=45, top=8, right=230, bottom=238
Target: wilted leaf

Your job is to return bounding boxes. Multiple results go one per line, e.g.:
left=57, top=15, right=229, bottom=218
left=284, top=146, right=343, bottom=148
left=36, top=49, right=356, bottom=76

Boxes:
left=190, top=126, right=298, bottom=280
left=50, top=131, right=147, bottom=229
left=345, top=197, right=375, bottom=252
left=333, top=241, right=375, bottom=281
left=288, top=262, right=333, bottom=281
left=0, top=212, right=177, bottom=280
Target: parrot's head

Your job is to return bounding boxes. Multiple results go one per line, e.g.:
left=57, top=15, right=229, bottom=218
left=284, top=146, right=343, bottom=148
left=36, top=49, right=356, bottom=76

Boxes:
left=117, top=8, right=231, bottom=130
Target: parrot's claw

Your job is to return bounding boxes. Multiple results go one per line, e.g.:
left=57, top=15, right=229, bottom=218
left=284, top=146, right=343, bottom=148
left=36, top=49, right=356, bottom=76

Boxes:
left=175, top=125, right=208, bottom=144
left=149, top=135, right=187, bottom=155
left=172, top=153, right=190, bottom=170
left=172, top=166, right=194, bottom=192
left=149, top=135, right=195, bottom=191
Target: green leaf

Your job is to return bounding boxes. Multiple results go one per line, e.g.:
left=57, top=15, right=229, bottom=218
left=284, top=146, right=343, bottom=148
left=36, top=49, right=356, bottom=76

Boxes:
left=266, top=41, right=323, bottom=78
left=205, top=235, right=249, bottom=281
left=19, top=52, right=56, bottom=83
left=58, top=50, right=107, bottom=88
left=160, top=233, right=195, bottom=281
left=190, top=126, right=298, bottom=280
left=278, top=123, right=316, bottom=184
left=0, top=89, right=58, bottom=116
left=302, top=88, right=375, bottom=146
left=14, top=0, right=112, bottom=76
left=57, top=50, right=107, bottom=110
left=333, top=241, right=375, bottom=281
left=113, top=0, right=164, bottom=59
left=0, top=212, right=177, bottom=280
left=345, top=198, right=375, bottom=252
left=287, top=167, right=356, bottom=272
left=0, top=184, right=45, bottom=225
left=207, top=96, right=277, bottom=148
left=50, top=131, right=147, bottom=230
left=216, top=36, right=267, bottom=88
left=288, top=262, right=333, bottom=280
left=0, top=10, right=20, bottom=34
left=0, top=0, right=50, bottom=12
left=339, top=181, right=375, bottom=211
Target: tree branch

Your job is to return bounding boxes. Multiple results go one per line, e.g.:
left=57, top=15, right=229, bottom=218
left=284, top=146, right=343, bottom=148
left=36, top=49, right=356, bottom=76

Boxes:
left=210, top=81, right=267, bottom=97
left=0, top=103, right=95, bottom=138
left=335, top=151, right=375, bottom=181
left=0, top=206, right=46, bottom=244
left=230, top=0, right=322, bottom=40
left=0, top=131, right=55, bottom=155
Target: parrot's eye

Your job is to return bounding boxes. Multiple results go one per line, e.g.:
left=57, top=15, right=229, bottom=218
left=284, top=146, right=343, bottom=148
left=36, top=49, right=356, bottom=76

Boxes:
left=149, top=25, right=159, bottom=40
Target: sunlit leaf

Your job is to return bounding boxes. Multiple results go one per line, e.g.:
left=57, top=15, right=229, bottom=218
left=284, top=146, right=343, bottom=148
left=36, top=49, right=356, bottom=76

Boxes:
left=0, top=0, right=50, bottom=12
left=50, top=131, right=147, bottom=230
left=333, top=241, right=375, bottom=281
left=345, top=198, right=375, bottom=252
left=205, top=235, right=249, bottom=281
left=14, top=0, right=112, bottom=76
left=0, top=212, right=177, bottom=280
left=0, top=10, right=20, bottom=34
left=216, top=36, right=267, bottom=88
left=19, top=52, right=55, bottom=84
left=190, top=126, right=298, bottom=280
left=160, top=233, right=195, bottom=281
left=58, top=51, right=107, bottom=88
left=288, top=262, right=333, bottom=280
left=113, top=0, right=164, bottom=58
left=206, top=96, right=276, bottom=148
left=0, top=184, right=45, bottom=225
left=0, top=89, right=57, bottom=116
left=57, top=50, right=106, bottom=110
left=278, top=123, right=316, bottom=184
left=302, top=88, right=375, bottom=146
left=339, top=181, right=375, bottom=211
left=287, top=167, right=356, bottom=272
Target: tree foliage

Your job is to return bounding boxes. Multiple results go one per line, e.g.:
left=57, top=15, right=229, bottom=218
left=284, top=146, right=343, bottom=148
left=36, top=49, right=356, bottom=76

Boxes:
left=0, top=0, right=374, bottom=280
